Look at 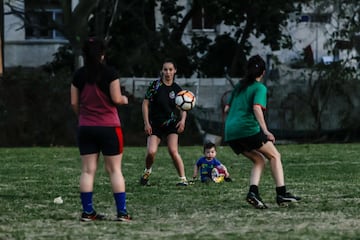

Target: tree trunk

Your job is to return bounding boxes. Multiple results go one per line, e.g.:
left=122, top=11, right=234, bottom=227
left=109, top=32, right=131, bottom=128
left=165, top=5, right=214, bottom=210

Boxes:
left=229, top=19, right=254, bottom=77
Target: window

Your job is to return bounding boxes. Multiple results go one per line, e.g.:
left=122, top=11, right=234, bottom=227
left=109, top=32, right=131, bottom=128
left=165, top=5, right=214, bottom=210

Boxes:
left=299, top=13, right=332, bottom=23
left=25, top=0, right=67, bottom=40
left=192, top=7, right=215, bottom=31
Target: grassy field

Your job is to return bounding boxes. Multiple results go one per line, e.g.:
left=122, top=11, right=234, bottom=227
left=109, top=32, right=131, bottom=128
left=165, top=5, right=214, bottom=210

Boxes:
left=1, top=143, right=360, bottom=240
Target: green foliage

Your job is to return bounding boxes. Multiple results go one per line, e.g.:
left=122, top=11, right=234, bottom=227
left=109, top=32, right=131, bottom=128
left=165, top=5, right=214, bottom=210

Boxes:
left=6, top=0, right=312, bottom=76
left=159, top=0, right=186, bottom=28
left=199, top=35, right=237, bottom=77
left=1, top=144, right=360, bottom=239
left=104, top=0, right=310, bottom=77
left=280, top=60, right=360, bottom=136
left=106, top=0, right=163, bottom=76
left=0, top=67, right=76, bottom=146
left=9, top=0, right=311, bottom=77
left=0, top=67, right=202, bottom=147
left=199, top=0, right=308, bottom=76
left=46, top=45, right=75, bottom=72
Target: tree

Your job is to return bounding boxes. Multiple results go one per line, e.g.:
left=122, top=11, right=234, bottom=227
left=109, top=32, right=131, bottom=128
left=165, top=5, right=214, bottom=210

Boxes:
left=204, top=0, right=313, bottom=76
left=297, top=0, right=360, bottom=138
left=106, top=0, right=163, bottom=76
left=106, top=0, right=312, bottom=77
left=5, top=0, right=311, bottom=77
left=108, top=0, right=197, bottom=77
left=157, top=0, right=311, bottom=77
left=4, top=0, right=122, bottom=69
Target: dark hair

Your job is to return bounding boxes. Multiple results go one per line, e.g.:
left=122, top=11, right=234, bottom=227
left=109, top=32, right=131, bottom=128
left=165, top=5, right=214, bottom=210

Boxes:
left=82, top=37, right=105, bottom=83
left=203, top=141, right=216, bottom=153
left=162, top=58, right=177, bottom=70
left=160, top=58, right=177, bottom=79
left=237, top=55, right=266, bottom=93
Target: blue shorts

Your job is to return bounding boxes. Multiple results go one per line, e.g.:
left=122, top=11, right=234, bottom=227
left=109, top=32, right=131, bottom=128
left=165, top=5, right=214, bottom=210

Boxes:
left=227, top=130, right=269, bottom=154
left=77, top=126, right=123, bottom=156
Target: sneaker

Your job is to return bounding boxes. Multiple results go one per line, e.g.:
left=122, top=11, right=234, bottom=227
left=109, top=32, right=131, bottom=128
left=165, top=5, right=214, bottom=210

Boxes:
left=276, top=192, right=301, bottom=206
left=176, top=179, right=188, bottom=186
left=115, top=212, right=132, bottom=222
left=246, top=192, right=268, bottom=209
left=80, top=211, right=106, bottom=222
left=140, top=171, right=151, bottom=186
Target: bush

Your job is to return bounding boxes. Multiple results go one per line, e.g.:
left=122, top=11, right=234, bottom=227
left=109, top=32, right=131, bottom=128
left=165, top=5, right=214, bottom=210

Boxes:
left=0, top=67, right=76, bottom=146
left=0, top=68, right=203, bottom=147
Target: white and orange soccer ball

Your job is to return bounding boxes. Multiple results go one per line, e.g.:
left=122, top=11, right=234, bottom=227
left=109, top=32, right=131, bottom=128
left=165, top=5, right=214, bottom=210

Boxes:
left=175, top=90, right=196, bottom=111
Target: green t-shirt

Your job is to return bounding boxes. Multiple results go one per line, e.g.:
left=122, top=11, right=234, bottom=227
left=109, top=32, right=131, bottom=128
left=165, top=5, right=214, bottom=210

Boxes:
left=224, top=81, right=267, bottom=141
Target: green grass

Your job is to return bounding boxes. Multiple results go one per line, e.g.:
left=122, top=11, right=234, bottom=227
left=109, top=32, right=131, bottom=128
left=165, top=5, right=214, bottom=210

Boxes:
left=1, top=144, right=360, bottom=240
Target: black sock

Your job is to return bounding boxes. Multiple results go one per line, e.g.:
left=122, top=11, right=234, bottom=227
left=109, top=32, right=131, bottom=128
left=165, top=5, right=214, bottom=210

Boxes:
left=249, top=185, right=259, bottom=195
left=276, top=186, right=286, bottom=196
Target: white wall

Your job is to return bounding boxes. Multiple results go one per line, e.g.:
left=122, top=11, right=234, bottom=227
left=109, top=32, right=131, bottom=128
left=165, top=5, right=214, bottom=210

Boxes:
left=3, top=1, right=69, bottom=67
left=5, top=41, right=65, bottom=67
left=177, top=1, right=349, bottom=66
left=4, top=4, right=25, bottom=41
left=4, top=1, right=356, bottom=68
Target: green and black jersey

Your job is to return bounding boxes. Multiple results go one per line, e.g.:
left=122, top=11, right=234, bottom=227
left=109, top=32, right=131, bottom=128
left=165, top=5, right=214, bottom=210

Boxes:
left=144, top=79, right=182, bottom=127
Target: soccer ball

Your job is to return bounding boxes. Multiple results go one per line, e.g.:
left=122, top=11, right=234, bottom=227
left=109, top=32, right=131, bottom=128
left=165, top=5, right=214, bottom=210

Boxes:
left=175, top=90, right=196, bottom=111
left=211, top=165, right=226, bottom=183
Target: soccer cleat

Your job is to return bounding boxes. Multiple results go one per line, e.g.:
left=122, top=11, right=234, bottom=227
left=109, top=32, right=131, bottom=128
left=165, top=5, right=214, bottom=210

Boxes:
left=276, top=192, right=301, bottom=206
left=115, top=212, right=132, bottom=222
left=80, top=211, right=106, bottom=222
left=246, top=192, right=268, bottom=209
left=176, top=179, right=189, bottom=186
left=140, top=171, right=151, bottom=186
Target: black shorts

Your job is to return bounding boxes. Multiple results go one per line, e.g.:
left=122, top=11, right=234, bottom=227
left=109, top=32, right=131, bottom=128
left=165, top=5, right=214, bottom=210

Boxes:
left=226, top=130, right=269, bottom=154
left=151, top=121, right=178, bottom=140
left=77, top=126, right=123, bottom=156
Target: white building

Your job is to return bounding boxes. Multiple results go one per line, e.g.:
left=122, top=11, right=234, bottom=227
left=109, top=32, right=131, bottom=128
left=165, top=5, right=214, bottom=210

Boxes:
left=3, top=0, right=355, bottom=68
left=3, top=0, right=77, bottom=67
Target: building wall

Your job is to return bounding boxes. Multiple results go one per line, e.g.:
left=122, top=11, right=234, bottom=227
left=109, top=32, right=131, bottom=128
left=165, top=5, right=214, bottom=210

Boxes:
left=119, top=72, right=359, bottom=136
left=4, top=1, right=356, bottom=68
left=4, top=40, right=66, bottom=67
left=176, top=1, right=350, bottom=66
left=3, top=1, right=70, bottom=67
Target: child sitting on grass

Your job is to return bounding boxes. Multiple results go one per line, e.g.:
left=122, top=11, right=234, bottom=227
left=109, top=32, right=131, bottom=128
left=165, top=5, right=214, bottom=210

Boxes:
left=192, top=142, right=232, bottom=183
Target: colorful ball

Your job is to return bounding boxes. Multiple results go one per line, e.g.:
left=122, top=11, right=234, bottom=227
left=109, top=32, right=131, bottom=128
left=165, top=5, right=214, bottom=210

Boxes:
left=211, top=165, right=226, bottom=183
left=175, top=90, right=196, bottom=111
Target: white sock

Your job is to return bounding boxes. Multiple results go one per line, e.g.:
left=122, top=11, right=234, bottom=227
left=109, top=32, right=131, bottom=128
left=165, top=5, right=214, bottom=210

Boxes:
left=179, top=176, right=187, bottom=181
left=144, top=168, right=152, bottom=174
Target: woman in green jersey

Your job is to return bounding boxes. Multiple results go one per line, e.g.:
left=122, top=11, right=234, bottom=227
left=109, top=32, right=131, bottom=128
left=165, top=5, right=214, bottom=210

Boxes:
left=224, top=55, right=301, bottom=209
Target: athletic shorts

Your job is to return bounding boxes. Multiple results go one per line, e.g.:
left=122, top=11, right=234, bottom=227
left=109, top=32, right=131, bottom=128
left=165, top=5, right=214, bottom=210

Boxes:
left=226, top=130, right=269, bottom=154
left=77, top=126, right=123, bottom=156
left=151, top=121, right=178, bottom=140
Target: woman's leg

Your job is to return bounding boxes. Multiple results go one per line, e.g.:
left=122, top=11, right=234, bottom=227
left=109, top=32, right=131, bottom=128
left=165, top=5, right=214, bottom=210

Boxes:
left=140, top=135, right=161, bottom=185
left=257, top=141, right=301, bottom=205
left=79, top=153, right=99, bottom=215
left=80, top=153, right=99, bottom=192
left=242, top=150, right=266, bottom=186
left=242, top=150, right=268, bottom=209
left=104, top=154, right=125, bottom=193
left=104, top=154, right=130, bottom=219
left=145, top=135, right=161, bottom=169
left=167, top=133, right=186, bottom=178
left=257, top=141, right=285, bottom=187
